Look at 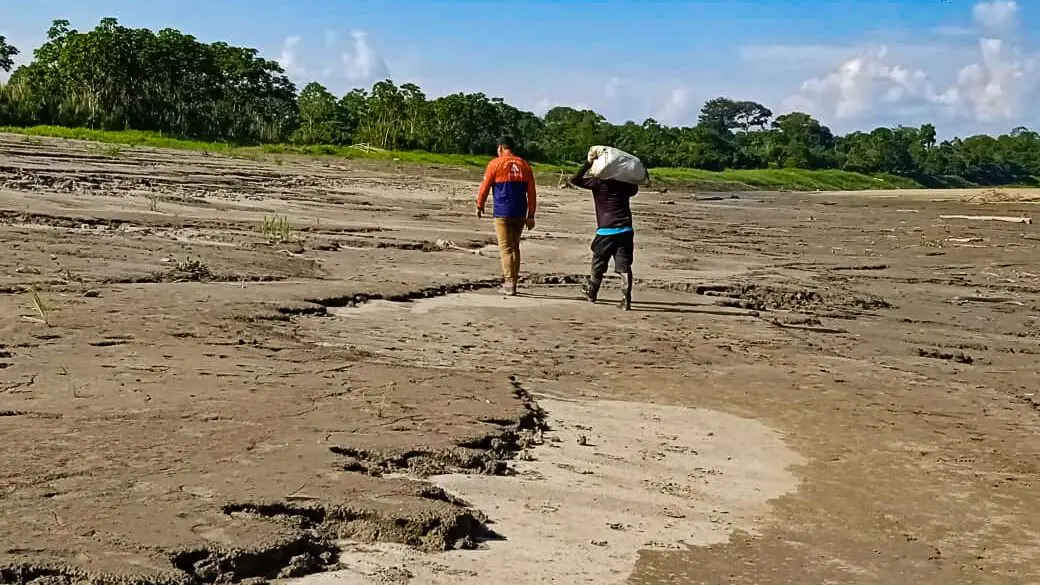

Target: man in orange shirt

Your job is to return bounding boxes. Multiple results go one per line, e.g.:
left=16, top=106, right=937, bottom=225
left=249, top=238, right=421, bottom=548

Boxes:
left=476, top=136, right=537, bottom=296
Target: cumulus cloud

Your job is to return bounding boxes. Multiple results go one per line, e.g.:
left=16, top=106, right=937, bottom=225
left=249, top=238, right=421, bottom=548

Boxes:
left=654, top=87, right=692, bottom=125
left=777, top=0, right=1036, bottom=130
left=949, top=37, right=1037, bottom=122
left=272, top=30, right=390, bottom=90
left=791, top=46, right=934, bottom=120
left=276, top=35, right=304, bottom=75
left=973, top=0, right=1018, bottom=31
left=341, top=30, right=389, bottom=83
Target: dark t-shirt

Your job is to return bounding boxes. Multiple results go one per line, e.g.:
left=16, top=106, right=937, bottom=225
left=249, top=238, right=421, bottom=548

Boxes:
left=570, top=162, right=639, bottom=230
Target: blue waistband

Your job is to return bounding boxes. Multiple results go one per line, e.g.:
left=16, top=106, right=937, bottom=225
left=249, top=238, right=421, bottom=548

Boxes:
left=596, top=226, right=634, bottom=236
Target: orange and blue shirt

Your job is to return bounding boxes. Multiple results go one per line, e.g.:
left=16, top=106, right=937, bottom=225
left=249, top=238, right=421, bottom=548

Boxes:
left=476, top=153, right=537, bottom=219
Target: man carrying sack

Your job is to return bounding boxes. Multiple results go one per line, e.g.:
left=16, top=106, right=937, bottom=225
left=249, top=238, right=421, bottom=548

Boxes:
left=476, top=136, right=537, bottom=296
left=569, top=146, right=646, bottom=311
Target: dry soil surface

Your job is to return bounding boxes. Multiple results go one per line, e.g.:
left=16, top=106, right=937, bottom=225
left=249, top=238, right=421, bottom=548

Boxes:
left=1, top=133, right=1039, bottom=585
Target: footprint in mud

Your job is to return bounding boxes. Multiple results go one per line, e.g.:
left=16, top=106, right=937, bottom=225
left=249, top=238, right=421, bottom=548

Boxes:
left=294, top=397, right=803, bottom=585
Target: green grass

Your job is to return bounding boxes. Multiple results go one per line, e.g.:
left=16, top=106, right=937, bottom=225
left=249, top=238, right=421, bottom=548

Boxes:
left=259, top=143, right=494, bottom=168
left=1, top=124, right=933, bottom=191
left=2, top=125, right=239, bottom=153
left=648, top=166, right=923, bottom=191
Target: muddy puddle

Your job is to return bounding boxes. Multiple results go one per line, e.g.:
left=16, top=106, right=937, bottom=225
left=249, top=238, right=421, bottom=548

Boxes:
left=294, top=396, right=803, bottom=584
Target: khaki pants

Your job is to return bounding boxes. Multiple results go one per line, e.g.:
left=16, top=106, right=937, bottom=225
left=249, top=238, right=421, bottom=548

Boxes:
left=494, top=218, right=526, bottom=284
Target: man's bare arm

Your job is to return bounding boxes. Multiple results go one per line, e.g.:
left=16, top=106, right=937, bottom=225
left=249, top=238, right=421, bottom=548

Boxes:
left=570, top=161, right=595, bottom=189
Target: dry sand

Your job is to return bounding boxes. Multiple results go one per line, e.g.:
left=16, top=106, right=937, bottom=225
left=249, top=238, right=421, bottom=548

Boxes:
left=298, top=396, right=803, bottom=584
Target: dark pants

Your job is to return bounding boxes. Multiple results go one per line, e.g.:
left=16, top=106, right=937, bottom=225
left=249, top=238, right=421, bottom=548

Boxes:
left=591, top=230, right=634, bottom=277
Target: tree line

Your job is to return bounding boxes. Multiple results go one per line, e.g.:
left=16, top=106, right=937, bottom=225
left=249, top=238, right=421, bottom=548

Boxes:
left=1, top=18, right=1039, bottom=186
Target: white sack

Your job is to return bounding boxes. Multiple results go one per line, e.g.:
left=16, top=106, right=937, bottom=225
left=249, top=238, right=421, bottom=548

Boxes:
left=587, top=145, right=649, bottom=185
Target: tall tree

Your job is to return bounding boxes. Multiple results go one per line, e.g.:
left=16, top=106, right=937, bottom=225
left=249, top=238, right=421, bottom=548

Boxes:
left=0, top=36, right=18, bottom=72
left=336, top=89, right=369, bottom=145
left=294, top=82, right=339, bottom=144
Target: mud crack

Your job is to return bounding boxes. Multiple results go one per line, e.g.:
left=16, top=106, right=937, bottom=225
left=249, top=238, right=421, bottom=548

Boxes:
left=330, top=376, right=547, bottom=478
left=293, top=280, right=507, bottom=314
left=693, top=283, right=891, bottom=314
left=170, top=533, right=336, bottom=583
left=0, top=565, right=97, bottom=585
left=917, top=348, right=974, bottom=364
left=221, top=497, right=495, bottom=556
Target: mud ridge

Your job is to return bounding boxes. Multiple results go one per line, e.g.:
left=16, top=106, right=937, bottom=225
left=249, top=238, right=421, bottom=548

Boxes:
left=330, top=376, right=547, bottom=478
left=331, top=445, right=512, bottom=477
left=0, top=210, right=261, bottom=235
left=917, top=348, right=974, bottom=364
left=301, top=279, right=504, bottom=310
left=691, top=282, right=891, bottom=313
left=287, top=274, right=612, bottom=316
left=0, top=564, right=96, bottom=585
left=320, top=236, right=491, bottom=252
left=169, top=533, right=336, bottom=584
left=0, top=410, right=61, bottom=419
left=97, top=272, right=293, bottom=286
left=221, top=497, right=495, bottom=558
left=526, top=273, right=586, bottom=285
left=2, top=485, right=502, bottom=584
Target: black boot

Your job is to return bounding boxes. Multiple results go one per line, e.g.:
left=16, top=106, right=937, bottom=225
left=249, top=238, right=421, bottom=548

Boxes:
left=581, top=277, right=601, bottom=303
left=618, top=271, right=633, bottom=311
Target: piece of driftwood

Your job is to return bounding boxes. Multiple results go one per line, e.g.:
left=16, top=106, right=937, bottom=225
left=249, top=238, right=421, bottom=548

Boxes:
left=939, top=214, right=1033, bottom=225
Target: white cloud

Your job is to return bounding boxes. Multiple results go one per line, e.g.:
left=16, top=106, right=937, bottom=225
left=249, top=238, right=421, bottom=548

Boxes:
left=973, top=0, right=1018, bottom=31
left=791, top=46, right=935, bottom=121
left=774, top=0, right=1037, bottom=132
left=272, top=30, right=390, bottom=91
left=951, top=37, right=1037, bottom=122
left=276, top=35, right=304, bottom=76
left=654, top=87, right=692, bottom=125
left=341, top=30, right=389, bottom=83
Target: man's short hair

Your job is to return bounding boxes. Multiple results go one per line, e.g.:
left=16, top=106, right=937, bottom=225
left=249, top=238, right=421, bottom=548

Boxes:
left=496, top=135, right=516, bottom=151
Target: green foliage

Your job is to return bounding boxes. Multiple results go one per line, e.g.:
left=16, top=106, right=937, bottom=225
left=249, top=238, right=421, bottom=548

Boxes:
left=293, top=82, right=340, bottom=145
left=1, top=17, right=1038, bottom=188
left=2, top=18, right=296, bottom=143
left=174, top=257, right=212, bottom=281
left=0, top=36, right=18, bottom=73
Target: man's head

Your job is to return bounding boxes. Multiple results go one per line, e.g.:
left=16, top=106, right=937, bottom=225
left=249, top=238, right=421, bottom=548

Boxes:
left=496, top=135, right=516, bottom=156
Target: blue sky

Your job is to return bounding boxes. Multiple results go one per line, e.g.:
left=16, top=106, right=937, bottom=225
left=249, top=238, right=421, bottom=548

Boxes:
left=1, top=0, right=1037, bottom=137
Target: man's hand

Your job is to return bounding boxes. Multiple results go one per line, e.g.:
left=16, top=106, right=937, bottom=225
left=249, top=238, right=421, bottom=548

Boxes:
left=525, top=217, right=536, bottom=230
left=476, top=206, right=484, bottom=219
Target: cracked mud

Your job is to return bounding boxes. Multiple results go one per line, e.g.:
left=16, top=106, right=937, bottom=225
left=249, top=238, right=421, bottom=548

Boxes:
left=2, top=133, right=1040, bottom=584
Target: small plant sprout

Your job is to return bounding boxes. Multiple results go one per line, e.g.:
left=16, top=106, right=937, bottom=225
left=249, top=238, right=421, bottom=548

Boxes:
left=174, top=257, right=212, bottom=281
left=260, top=215, right=292, bottom=242
left=28, top=287, right=49, bottom=325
